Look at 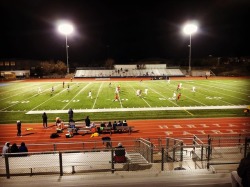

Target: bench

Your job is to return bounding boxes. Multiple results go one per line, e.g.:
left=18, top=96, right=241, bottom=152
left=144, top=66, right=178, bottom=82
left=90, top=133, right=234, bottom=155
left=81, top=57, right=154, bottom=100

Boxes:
left=67, top=127, right=93, bottom=137
left=115, top=126, right=135, bottom=134
left=99, top=127, right=112, bottom=135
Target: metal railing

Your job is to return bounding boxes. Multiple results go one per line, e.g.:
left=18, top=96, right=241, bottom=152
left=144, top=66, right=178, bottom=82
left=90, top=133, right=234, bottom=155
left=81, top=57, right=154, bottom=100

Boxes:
left=1, top=136, right=249, bottom=178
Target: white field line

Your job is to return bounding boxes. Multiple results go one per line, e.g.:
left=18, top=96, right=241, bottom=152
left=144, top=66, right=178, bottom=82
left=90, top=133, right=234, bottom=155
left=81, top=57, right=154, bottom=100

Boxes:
left=0, top=82, right=51, bottom=101
left=210, top=80, right=250, bottom=93
left=183, top=82, right=234, bottom=105
left=29, top=84, right=69, bottom=111
left=62, top=82, right=91, bottom=110
left=0, top=83, right=60, bottom=111
left=153, top=81, right=206, bottom=106
left=195, top=82, right=250, bottom=102
left=136, top=82, right=152, bottom=107
left=0, top=82, right=40, bottom=95
left=25, top=105, right=248, bottom=114
left=148, top=85, right=194, bottom=116
left=92, top=82, right=104, bottom=109
left=126, top=82, right=151, bottom=107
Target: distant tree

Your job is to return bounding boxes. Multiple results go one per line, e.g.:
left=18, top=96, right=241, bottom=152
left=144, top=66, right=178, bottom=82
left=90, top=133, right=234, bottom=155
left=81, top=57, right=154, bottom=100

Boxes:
left=54, top=60, right=67, bottom=74
left=40, top=60, right=67, bottom=75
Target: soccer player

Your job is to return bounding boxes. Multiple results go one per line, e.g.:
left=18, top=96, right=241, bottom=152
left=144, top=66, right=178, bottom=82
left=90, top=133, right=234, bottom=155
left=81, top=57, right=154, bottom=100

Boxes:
left=172, top=92, right=176, bottom=100
left=176, top=93, right=181, bottom=101
left=113, top=93, right=119, bottom=101
left=63, top=81, right=65, bottom=88
left=167, top=76, right=170, bottom=84
left=115, top=87, right=119, bottom=94
left=51, top=86, right=54, bottom=94
left=38, top=87, right=42, bottom=94
left=177, top=84, right=180, bottom=91
left=177, top=83, right=182, bottom=91
left=136, top=89, right=142, bottom=97
left=88, top=91, right=93, bottom=99
left=144, top=88, right=148, bottom=95
left=67, top=84, right=70, bottom=92
left=192, top=86, right=196, bottom=92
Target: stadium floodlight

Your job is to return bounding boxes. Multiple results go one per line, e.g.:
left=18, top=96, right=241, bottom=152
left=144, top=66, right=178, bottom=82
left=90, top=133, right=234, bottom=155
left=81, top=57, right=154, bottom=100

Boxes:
left=183, top=23, right=198, bottom=76
left=58, top=23, right=74, bottom=74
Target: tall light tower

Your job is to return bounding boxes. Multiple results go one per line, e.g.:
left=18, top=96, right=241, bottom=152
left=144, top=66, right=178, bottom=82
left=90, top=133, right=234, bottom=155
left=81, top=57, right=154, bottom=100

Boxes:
left=183, top=23, right=197, bottom=76
left=58, top=23, right=74, bottom=74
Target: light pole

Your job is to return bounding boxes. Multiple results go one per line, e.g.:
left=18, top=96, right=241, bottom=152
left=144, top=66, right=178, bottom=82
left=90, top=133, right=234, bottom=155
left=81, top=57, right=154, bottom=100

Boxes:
left=58, top=23, right=74, bottom=74
left=183, top=23, right=197, bottom=76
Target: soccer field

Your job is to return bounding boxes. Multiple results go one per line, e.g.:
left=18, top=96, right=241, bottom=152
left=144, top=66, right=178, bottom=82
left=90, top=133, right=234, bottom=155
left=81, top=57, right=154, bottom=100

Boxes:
left=0, top=77, right=249, bottom=123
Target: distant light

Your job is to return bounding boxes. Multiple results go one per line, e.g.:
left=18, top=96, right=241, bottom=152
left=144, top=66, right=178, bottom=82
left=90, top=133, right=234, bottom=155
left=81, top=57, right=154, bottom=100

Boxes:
left=58, top=23, right=74, bottom=35
left=183, top=24, right=197, bottom=35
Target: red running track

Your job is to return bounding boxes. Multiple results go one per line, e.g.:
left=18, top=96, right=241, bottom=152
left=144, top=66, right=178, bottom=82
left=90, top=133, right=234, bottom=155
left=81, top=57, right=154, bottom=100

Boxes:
left=0, top=117, right=249, bottom=152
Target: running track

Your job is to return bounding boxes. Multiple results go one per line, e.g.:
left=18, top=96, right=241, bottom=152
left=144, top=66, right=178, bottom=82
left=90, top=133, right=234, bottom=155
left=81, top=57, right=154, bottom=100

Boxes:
left=1, top=117, right=249, bottom=152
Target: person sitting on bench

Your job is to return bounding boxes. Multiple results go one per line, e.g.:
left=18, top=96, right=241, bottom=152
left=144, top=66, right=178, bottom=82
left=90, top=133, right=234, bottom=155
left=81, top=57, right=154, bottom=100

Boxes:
left=114, top=142, right=126, bottom=163
left=56, top=117, right=63, bottom=131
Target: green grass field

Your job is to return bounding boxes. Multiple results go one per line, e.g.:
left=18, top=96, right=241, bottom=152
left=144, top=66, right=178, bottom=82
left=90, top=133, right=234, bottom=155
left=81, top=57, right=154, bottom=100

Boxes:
left=0, top=78, right=249, bottom=124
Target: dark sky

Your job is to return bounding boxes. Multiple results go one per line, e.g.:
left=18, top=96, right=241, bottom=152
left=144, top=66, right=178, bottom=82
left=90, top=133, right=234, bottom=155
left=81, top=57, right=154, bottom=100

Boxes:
left=1, top=0, right=250, bottom=64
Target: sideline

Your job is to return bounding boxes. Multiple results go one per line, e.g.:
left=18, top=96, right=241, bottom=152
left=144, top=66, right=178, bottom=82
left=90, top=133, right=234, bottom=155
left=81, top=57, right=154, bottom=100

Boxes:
left=26, top=105, right=248, bottom=114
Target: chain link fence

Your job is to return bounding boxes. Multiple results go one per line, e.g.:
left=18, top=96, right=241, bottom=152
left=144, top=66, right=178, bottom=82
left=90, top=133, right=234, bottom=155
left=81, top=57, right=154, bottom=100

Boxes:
left=1, top=136, right=249, bottom=178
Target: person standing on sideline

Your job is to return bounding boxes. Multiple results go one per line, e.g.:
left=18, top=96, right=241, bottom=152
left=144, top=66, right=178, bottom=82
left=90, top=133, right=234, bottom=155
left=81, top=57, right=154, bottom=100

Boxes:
left=42, top=112, right=48, bottom=128
left=63, top=81, right=65, bottom=88
left=85, top=116, right=91, bottom=127
left=68, top=108, right=74, bottom=122
left=17, top=120, right=21, bottom=136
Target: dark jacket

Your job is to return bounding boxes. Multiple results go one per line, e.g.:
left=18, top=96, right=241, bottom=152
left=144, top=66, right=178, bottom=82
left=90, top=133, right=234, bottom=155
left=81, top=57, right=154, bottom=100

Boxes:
left=42, top=113, right=47, bottom=122
left=115, top=146, right=126, bottom=156
left=85, top=117, right=90, bottom=127
left=237, top=153, right=250, bottom=187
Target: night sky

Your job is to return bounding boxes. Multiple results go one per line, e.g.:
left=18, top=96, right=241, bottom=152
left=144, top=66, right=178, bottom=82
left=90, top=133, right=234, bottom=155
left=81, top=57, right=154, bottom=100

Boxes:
left=1, top=0, right=250, bottom=64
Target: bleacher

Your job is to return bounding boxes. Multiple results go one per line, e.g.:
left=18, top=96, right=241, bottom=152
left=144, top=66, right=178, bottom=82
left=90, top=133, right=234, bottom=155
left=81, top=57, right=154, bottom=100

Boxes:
left=74, top=68, right=184, bottom=78
left=1, top=136, right=248, bottom=187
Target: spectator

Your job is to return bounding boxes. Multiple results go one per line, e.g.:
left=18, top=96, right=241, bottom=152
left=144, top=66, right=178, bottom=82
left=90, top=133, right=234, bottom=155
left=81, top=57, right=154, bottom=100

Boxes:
left=102, top=137, right=112, bottom=148
left=114, top=142, right=126, bottom=163
left=85, top=116, right=90, bottom=127
left=55, top=117, right=63, bottom=130
left=42, top=112, right=48, bottom=128
left=2, top=142, right=10, bottom=157
left=107, top=121, right=112, bottom=128
left=10, top=143, right=19, bottom=157
left=117, top=121, right=122, bottom=126
left=68, top=108, right=74, bottom=122
left=100, top=122, right=106, bottom=127
left=17, top=120, right=22, bottom=136
left=237, top=152, right=250, bottom=187
left=112, top=121, right=117, bottom=130
left=122, top=120, right=128, bottom=126
left=19, top=142, right=28, bottom=156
